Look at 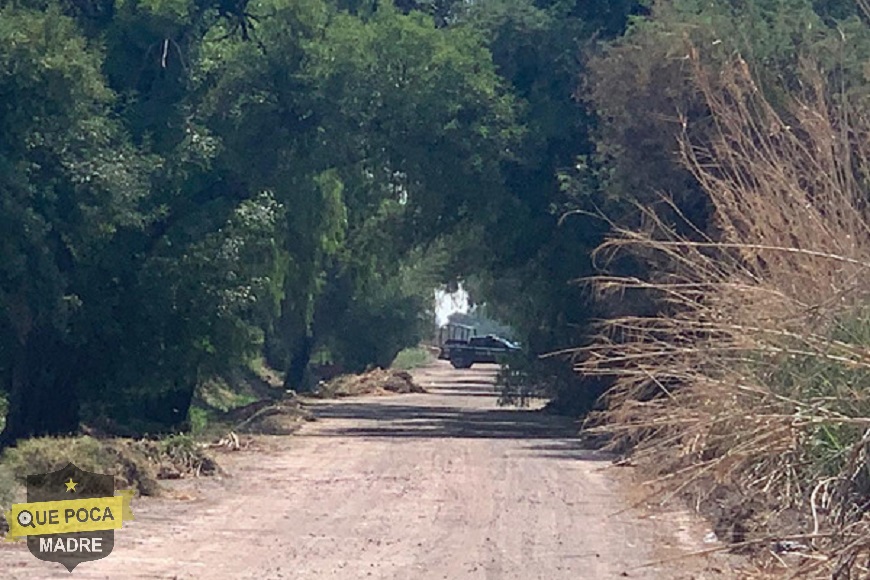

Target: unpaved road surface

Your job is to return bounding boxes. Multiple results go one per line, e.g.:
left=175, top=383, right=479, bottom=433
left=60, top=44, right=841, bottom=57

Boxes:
left=1, top=362, right=732, bottom=579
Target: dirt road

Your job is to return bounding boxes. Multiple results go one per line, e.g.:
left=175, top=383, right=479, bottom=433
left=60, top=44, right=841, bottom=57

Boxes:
left=1, top=362, right=730, bottom=579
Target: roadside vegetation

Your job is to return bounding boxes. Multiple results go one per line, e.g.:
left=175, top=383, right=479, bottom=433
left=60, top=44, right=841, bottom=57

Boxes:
left=578, top=46, right=870, bottom=578
left=391, top=347, right=435, bottom=371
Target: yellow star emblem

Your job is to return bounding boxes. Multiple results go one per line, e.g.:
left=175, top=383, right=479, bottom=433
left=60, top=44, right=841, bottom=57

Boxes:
left=64, top=478, right=78, bottom=492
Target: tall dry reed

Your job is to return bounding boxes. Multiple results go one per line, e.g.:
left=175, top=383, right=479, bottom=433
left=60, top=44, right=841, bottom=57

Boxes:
left=577, top=47, right=870, bottom=578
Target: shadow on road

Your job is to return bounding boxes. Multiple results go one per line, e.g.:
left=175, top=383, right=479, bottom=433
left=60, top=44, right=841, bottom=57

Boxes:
left=524, top=440, right=612, bottom=461
left=422, top=385, right=499, bottom=398
left=302, top=362, right=614, bottom=462
left=308, top=399, right=583, bottom=442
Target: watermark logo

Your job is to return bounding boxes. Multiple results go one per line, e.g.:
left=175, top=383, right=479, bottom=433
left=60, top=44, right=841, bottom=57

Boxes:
left=3, top=463, right=134, bottom=572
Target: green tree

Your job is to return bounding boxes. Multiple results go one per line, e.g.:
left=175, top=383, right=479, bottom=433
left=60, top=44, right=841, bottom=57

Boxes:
left=198, top=1, right=519, bottom=388
left=453, top=0, right=644, bottom=352
left=0, top=6, right=151, bottom=444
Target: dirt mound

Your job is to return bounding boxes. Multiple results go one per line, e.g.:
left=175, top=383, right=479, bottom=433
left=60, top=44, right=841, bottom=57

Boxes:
left=316, top=368, right=426, bottom=398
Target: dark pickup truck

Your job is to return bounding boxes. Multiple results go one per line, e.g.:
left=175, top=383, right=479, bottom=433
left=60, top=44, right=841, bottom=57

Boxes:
left=441, top=335, right=520, bottom=369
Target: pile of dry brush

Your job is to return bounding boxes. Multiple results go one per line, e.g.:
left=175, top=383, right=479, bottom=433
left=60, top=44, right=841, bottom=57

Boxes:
left=577, top=47, right=870, bottom=578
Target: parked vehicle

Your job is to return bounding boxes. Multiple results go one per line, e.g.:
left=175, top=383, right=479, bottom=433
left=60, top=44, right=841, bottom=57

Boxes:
left=438, top=339, right=468, bottom=360
left=444, top=335, right=520, bottom=369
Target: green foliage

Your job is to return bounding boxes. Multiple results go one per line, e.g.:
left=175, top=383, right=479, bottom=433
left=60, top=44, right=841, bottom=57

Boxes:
left=391, top=347, right=434, bottom=370
left=0, top=0, right=529, bottom=439
left=447, top=0, right=644, bottom=368
left=197, top=379, right=258, bottom=412
left=756, top=307, right=870, bottom=479
left=305, top=4, right=519, bottom=240
left=185, top=373, right=262, bottom=437
left=85, top=189, right=286, bottom=430
left=187, top=407, right=210, bottom=435
left=316, top=264, right=434, bottom=372
left=0, top=5, right=153, bottom=442
left=193, top=0, right=518, bottom=388
left=0, top=5, right=150, bottom=323
left=495, top=351, right=608, bottom=414
left=312, top=229, right=453, bottom=375
left=581, top=0, right=870, bottom=220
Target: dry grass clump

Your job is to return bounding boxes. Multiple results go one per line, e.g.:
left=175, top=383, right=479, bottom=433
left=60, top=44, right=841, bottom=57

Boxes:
left=0, top=436, right=162, bottom=511
left=577, top=48, right=870, bottom=578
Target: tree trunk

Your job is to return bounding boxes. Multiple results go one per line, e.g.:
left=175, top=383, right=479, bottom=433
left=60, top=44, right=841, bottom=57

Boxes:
left=283, top=333, right=313, bottom=393
left=272, top=278, right=316, bottom=392
left=0, top=327, right=80, bottom=449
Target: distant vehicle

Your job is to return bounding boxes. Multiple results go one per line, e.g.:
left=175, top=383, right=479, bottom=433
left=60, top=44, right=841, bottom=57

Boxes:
left=438, top=339, right=468, bottom=360
left=436, top=322, right=478, bottom=360
left=443, top=334, right=520, bottom=369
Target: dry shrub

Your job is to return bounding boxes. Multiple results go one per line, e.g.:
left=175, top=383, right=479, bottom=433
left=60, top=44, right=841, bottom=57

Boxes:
left=578, top=47, right=870, bottom=578
left=130, top=435, right=220, bottom=481
left=315, top=368, right=426, bottom=398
